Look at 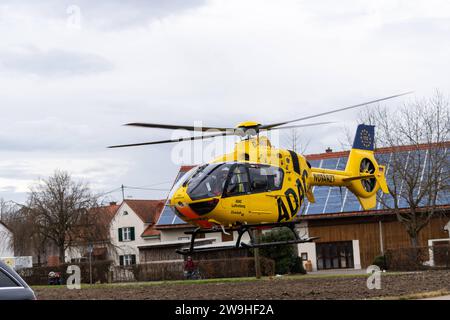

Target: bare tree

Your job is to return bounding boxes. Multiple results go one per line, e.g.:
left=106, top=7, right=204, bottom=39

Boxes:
left=282, top=128, right=311, bottom=154
left=1, top=200, right=51, bottom=265
left=1, top=200, right=25, bottom=256
left=358, top=91, right=450, bottom=247
left=0, top=200, right=14, bottom=255
left=27, top=170, right=99, bottom=263
left=70, top=204, right=116, bottom=260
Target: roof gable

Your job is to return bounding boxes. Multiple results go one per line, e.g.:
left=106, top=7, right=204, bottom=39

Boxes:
left=124, top=199, right=165, bottom=224
left=90, top=204, right=120, bottom=225
left=141, top=225, right=161, bottom=238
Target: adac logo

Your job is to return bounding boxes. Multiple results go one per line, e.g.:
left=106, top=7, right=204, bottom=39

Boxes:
left=360, top=129, right=372, bottom=148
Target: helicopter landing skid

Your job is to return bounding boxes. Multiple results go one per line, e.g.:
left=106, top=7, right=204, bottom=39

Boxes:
left=175, top=221, right=319, bottom=255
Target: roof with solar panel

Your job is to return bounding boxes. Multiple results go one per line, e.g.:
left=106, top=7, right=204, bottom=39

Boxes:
left=155, top=141, right=449, bottom=229
left=109, top=91, right=437, bottom=254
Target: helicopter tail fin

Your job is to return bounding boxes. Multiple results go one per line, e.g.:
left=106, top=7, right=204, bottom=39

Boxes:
left=310, top=124, right=389, bottom=210
left=343, top=124, right=389, bottom=210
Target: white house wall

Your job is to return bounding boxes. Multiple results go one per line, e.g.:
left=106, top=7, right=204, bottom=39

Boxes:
left=65, top=247, right=84, bottom=263
left=110, top=202, right=159, bottom=265
left=352, top=240, right=362, bottom=269
left=0, top=223, right=14, bottom=257
left=298, top=242, right=317, bottom=270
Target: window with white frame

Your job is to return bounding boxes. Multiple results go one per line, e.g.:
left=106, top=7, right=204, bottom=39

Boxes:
left=118, top=227, right=135, bottom=242
left=123, top=227, right=131, bottom=241
left=119, top=254, right=136, bottom=266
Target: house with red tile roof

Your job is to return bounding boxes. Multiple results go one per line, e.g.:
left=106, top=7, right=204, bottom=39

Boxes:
left=65, top=202, right=121, bottom=264
left=109, top=199, right=165, bottom=266
left=65, top=199, right=165, bottom=266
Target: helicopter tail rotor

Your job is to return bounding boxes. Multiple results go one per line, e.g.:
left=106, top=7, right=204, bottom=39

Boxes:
left=343, top=124, right=389, bottom=210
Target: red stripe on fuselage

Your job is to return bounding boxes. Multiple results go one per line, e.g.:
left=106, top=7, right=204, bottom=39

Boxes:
left=176, top=206, right=213, bottom=228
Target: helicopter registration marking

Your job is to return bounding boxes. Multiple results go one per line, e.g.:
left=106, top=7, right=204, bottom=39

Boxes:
left=313, top=173, right=335, bottom=183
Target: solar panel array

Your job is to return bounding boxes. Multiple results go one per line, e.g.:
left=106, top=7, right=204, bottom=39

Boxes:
left=156, top=148, right=449, bottom=225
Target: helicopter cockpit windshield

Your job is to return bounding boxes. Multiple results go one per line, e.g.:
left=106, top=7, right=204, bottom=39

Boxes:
left=186, top=163, right=232, bottom=200
left=185, top=162, right=284, bottom=201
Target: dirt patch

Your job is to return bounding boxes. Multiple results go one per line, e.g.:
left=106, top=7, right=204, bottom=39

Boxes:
left=33, top=270, right=450, bottom=300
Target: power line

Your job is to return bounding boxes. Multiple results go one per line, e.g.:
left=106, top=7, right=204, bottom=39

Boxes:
left=139, top=180, right=174, bottom=188
left=97, top=184, right=171, bottom=203
left=97, top=187, right=122, bottom=197
left=122, top=185, right=170, bottom=191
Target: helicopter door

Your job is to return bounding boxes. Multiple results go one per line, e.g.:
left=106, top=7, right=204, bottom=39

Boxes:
left=245, top=164, right=285, bottom=223
left=220, top=164, right=250, bottom=219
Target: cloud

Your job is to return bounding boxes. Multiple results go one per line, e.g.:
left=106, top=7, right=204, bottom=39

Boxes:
left=0, top=116, right=106, bottom=152
left=0, top=156, right=131, bottom=192
left=0, top=0, right=207, bottom=30
left=0, top=46, right=113, bottom=77
left=0, top=0, right=449, bottom=204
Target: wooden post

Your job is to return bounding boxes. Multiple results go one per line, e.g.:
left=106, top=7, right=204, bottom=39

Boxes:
left=253, top=229, right=262, bottom=279
left=379, top=220, right=384, bottom=255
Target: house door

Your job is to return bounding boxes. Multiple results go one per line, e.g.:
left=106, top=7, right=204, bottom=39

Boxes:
left=316, top=241, right=354, bottom=270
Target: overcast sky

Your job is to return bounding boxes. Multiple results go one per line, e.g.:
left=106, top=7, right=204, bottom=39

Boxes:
left=0, top=0, right=449, bottom=204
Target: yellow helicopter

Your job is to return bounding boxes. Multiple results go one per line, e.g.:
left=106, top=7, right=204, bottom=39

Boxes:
left=109, top=92, right=410, bottom=254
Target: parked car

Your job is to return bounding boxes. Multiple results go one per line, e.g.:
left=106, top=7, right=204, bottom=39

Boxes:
left=0, top=260, right=36, bottom=300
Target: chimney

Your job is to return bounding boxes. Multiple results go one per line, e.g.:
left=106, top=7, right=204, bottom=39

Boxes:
left=325, top=147, right=333, bottom=153
left=109, top=201, right=117, bottom=206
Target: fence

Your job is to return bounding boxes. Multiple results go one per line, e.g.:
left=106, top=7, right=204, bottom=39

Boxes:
left=18, top=257, right=277, bottom=284
left=18, top=261, right=112, bottom=285
left=385, top=245, right=450, bottom=271
left=112, top=257, right=276, bottom=282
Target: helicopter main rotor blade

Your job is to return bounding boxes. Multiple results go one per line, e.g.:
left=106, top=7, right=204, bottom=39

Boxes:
left=125, top=122, right=234, bottom=132
left=260, top=91, right=413, bottom=130
left=260, top=121, right=334, bottom=131
left=109, top=122, right=334, bottom=148
left=107, top=131, right=229, bottom=148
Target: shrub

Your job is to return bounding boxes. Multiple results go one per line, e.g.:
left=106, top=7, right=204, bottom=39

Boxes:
left=259, top=227, right=304, bottom=275
left=290, top=256, right=307, bottom=274
left=372, top=255, right=388, bottom=270
left=385, top=247, right=430, bottom=271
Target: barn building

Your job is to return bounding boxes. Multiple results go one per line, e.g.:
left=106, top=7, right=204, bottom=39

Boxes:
left=149, top=143, right=449, bottom=271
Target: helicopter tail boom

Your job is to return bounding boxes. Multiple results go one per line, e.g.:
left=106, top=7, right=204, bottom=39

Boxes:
left=309, top=124, right=389, bottom=210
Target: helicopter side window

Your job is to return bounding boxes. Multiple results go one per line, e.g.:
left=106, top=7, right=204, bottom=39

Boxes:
left=225, top=165, right=250, bottom=196
left=248, top=164, right=284, bottom=193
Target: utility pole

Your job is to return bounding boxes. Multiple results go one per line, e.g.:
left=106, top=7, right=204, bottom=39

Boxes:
left=121, top=184, right=125, bottom=201
left=253, top=229, right=262, bottom=279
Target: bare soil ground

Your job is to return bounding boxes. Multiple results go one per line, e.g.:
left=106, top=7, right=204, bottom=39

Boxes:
left=33, top=270, right=450, bottom=300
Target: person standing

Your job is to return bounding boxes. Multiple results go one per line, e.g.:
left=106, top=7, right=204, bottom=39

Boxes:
left=184, top=256, right=195, bottom=279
